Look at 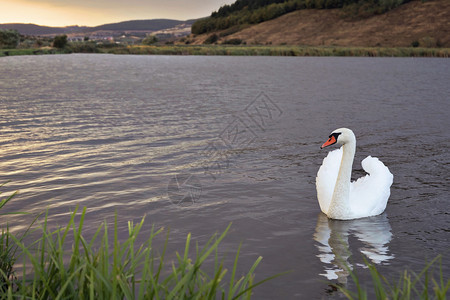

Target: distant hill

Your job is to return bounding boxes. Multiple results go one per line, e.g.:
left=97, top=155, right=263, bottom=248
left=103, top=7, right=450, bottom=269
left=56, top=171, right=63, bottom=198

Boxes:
left=0, top=24, right=82, bottom=35
left=0, top=19, right=196, bottom=36
left=188, top=0, right=450, bottom=48
left=91, top=19, right=194, bottom=32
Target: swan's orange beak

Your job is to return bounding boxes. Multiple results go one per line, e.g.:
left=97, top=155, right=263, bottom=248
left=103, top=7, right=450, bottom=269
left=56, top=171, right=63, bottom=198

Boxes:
left=321, top=136, right=336, bottom=149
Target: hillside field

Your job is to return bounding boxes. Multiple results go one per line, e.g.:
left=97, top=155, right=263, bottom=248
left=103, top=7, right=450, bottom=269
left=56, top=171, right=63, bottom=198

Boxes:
left=188, top=0, right=450, bottom=48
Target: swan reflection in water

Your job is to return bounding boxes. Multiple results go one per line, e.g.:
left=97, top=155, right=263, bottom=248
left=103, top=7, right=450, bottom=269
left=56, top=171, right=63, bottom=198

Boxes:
left=314, top=213, right=394, bottom=284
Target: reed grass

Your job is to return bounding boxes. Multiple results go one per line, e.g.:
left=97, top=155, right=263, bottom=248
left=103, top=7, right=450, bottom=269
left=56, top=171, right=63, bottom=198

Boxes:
left=0, top=48, right=61, bottom=57
left=0, top=183, right=35, bottom=295
left=1, top=206, right=283, bottom=299
left=0, top=226, right=15, bottom=295
left=1, top=45, right=449, bottom=58
left=336, top=256, right=449, bottom=300
left=0, top=182, right=19, bottom=215
left=101, top=45, right=450, bottom=58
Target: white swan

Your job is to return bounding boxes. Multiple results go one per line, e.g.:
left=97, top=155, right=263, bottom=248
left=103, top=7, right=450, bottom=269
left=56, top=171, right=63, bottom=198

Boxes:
left=316, top=128, right=393, bottom=220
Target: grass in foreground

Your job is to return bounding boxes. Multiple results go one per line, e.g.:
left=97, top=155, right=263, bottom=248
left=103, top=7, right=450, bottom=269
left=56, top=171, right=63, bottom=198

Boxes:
left=336, top=256, right=449, bottom=300
left=1, top=185, right=448, bottom=299
left=0, top=183, right=34, bottom=295
left=1, top=206, right=283, bottom=299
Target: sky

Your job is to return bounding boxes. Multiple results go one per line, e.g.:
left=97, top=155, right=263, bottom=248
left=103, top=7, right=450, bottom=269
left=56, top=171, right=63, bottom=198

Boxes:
left=0, top=0, right=236, bottom=27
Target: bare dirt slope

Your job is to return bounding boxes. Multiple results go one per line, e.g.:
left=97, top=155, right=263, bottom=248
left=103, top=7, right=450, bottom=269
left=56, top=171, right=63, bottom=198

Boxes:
left=191, top=0, right=450, bottom=47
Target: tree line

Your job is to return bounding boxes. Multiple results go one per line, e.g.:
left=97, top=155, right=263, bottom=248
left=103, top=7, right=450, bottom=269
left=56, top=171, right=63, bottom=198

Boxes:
left=0, top=30, right=78, bottom=50
left=192, top=0, right=410, bottom=35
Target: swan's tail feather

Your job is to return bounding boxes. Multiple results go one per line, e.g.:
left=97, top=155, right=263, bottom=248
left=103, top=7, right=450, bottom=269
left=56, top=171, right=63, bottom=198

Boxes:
left=362, top=156, right=394, bottom=191
left=351, top=156, right=393, bottom=218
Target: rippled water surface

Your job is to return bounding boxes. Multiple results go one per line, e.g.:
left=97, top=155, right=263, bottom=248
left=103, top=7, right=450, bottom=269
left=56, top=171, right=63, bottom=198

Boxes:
left=0, top=54, right=449, bottom=298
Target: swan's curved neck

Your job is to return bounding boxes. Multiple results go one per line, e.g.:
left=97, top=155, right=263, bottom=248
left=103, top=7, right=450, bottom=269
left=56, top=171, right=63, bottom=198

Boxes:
left=327, top=139, right=356, bottom=219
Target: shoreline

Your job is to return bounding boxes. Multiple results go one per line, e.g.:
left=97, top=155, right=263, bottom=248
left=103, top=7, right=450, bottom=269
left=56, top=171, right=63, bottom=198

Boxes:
left=1, top=45, right=449, bottom=58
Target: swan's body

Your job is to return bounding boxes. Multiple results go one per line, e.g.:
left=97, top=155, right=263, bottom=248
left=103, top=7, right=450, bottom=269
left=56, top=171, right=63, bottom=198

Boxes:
left=316, top=128, right=393, bottom=220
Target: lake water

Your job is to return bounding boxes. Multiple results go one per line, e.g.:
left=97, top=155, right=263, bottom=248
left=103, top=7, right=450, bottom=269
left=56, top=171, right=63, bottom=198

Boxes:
left=0, top=54, right=449, bottom=298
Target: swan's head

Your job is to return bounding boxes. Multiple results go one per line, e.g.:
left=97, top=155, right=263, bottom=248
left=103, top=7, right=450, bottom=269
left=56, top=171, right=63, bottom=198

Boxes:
left=320, top=128, right=355, bottom=149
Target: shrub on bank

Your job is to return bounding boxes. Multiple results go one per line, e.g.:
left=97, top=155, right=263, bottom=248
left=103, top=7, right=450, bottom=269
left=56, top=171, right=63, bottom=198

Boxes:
left=68, top=42, right=100, bottom=53
left=204, top=34, right=219, bottom=44
left=0, top=30, right=20, bottom=49
left=223, top=38, right=244, bottom=45
left=53, top=35, right=68, bottom=49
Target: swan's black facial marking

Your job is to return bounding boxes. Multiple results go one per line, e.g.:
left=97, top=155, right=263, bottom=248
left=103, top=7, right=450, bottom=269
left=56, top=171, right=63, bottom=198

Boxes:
left=329, top=132, right=341, bottom=141
left=321, top=132, right=341, bottom=149
left=326, top=132, right=342, bottom=145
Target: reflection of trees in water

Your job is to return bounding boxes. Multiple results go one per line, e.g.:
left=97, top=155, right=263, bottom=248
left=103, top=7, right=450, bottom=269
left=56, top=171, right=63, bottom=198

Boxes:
left=314, top=213, right=394, bottom=285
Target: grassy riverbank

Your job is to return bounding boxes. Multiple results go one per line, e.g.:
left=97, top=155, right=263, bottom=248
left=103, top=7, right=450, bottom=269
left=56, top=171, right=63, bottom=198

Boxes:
left=1, top=45, right=449, bottom=58
left=103, top=45, right=450, bottom=57
left=0, top=48, right=64, bottom=57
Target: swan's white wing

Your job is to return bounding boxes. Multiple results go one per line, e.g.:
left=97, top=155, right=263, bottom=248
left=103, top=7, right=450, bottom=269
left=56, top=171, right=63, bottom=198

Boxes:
left=316, top=148, right=342, bottom=214
left=350, top=156, right=393, bottom=218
